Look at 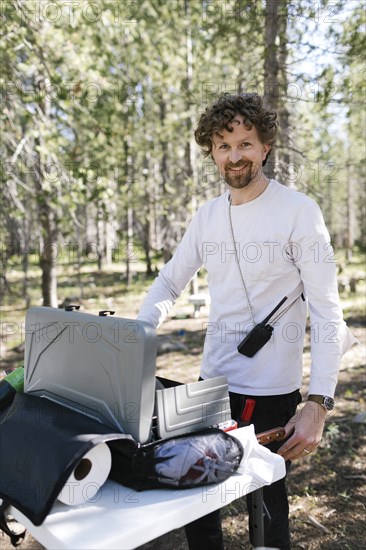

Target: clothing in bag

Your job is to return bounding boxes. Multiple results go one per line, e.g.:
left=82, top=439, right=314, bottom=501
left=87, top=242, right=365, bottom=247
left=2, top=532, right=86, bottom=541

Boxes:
left=109, top=427, right=243, bottom=491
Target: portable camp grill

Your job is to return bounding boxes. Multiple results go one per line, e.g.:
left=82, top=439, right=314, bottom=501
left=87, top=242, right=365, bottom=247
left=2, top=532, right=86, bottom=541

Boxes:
left=24, top=306, right=232, bottom=444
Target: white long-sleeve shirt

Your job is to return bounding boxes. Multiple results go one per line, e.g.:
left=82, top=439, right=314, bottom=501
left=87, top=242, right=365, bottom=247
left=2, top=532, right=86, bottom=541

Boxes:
left=138, top=180, right=354, bottom=397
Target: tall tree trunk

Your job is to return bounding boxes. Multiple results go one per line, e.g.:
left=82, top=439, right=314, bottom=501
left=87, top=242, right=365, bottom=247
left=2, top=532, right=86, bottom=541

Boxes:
left=345, top=162, right=354, bottom=260
left=75, top=217, right=84, bottom=301
left=124, top=143, right=134, bottom=286
left=185, top=0, right=199, bottom=295
left=104, top=219, right=113, bottom=267
left=184, top=0, right=197, bottom=200
left=159, top=100, right=172, bottom=263
left=142, top=217, right=153, bottom=276
left=263, top=0, right=290, bottom=184
left=277, top=1, right=291, bottom=184
left=125, top=193, right=133, bottom=287
left=39, top=207, right=58, bottom=308
left=36, top=157, right=58, bottom=308
left=22, top=215, right=31, bottom=308
left=35, top=76, right=58, bottom=308
left=263, top=0, right=279, bottom=180
left=96, top=212, right=113, bottom=270
left=140, top=154, right=153, bottom=276
left=263, top=1, right=279, bottom=109
left=152, top=156, right=161, bottom=254
left=327, top=176, right=334, bottom=239
left=96, top=207, right=103, bottom=271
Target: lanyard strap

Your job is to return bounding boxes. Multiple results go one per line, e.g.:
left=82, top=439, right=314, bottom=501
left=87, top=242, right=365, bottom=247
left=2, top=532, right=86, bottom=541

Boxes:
left=228, top=195, right=256, bottom=325
left=228, top=193, right=304, bottom=327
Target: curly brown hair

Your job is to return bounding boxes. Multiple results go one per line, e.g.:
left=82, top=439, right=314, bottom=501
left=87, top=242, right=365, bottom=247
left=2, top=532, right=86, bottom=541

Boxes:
left=194, top=93, right=278, bottom=165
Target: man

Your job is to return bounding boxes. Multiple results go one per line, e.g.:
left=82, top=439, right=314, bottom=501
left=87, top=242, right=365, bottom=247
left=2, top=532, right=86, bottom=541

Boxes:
left=137, top=93, right=354, bottom=549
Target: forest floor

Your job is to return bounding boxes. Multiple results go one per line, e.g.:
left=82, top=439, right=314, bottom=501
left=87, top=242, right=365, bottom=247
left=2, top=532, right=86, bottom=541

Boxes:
left=1, top=260, right=365, bottom=550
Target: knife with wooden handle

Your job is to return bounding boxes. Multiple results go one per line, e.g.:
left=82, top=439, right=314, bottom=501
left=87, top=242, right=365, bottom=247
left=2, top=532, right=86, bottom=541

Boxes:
left=256, top=427, right=286, bottom=445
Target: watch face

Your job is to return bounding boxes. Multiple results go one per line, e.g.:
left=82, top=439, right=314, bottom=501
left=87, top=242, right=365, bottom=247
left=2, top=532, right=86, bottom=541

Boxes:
left=324, top=396, right=335, bottom=410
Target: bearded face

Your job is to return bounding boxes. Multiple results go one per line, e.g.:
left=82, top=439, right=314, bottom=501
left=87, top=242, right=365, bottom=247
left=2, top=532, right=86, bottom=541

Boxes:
left=211, top=116, right=270, bottom=191
left=222, top=159, right=262, bottom=189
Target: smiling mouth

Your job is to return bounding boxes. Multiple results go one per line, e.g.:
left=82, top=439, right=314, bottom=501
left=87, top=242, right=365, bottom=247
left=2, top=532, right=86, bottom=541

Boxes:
left=226, top=164, right=249, bottom=172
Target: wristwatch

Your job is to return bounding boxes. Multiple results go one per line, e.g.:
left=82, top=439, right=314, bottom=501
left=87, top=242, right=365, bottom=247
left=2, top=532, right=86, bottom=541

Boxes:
left=308, top=394, right=335, bottom=411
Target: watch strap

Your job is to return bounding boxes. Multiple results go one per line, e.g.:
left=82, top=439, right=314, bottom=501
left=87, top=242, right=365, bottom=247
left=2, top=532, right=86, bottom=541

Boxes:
left=308, top=394, right=334, bottom=410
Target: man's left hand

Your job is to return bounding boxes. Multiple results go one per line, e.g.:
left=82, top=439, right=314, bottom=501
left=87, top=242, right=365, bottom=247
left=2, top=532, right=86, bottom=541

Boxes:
left=277, top=401, right=327, bottom=461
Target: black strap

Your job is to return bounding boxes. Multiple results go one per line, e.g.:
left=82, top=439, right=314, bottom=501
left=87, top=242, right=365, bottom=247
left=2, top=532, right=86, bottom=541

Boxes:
left=0, top=502, right=26, bottom=547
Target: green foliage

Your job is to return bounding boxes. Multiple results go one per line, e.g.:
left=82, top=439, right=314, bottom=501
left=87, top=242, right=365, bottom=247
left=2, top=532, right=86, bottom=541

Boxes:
left=1, top=0, right=364, bottom=304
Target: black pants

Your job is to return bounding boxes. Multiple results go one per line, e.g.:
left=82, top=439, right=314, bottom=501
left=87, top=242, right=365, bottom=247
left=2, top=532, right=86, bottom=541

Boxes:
left=184, top=389, right=302, bottom=550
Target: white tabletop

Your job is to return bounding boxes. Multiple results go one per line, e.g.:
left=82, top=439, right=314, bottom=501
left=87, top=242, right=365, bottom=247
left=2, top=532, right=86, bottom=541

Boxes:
left=9, top=428, right=286, bottom=549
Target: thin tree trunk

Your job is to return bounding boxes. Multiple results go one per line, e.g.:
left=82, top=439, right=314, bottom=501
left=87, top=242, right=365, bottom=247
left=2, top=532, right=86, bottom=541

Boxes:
left=34, top=151, right=58, bottom=308
left=124, top=143, right=134, bottom=286
left=263, top=0, right=290, bottom=183
left=35, top=76, right=58, bottom=308
left=96, top=207, right=104, bottom=271
left=345, top=163, right=354, bottom=260
left=263, top=0, right=280, bottom=180
left=185, top=0, right=199, bottom=294
left=125, top=192, right=133, bottom=287
left=327, top=176, right=333, bottom=239
left=75, top=219, right=84, bottom=301
left=153, top=156, right=160, bottom=255
left=104, top=219, right=113, bottom=267
left=39, top=219, right=58, bottom=307
left=142, top=217, right=153, bottom=276
left=263, top=0, right=279, bottom=110
left=22, top=215, right=31, bottom=308
left=159, top=100, right=172, bottom=263
left=277, top=0, right=291, bottom=184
